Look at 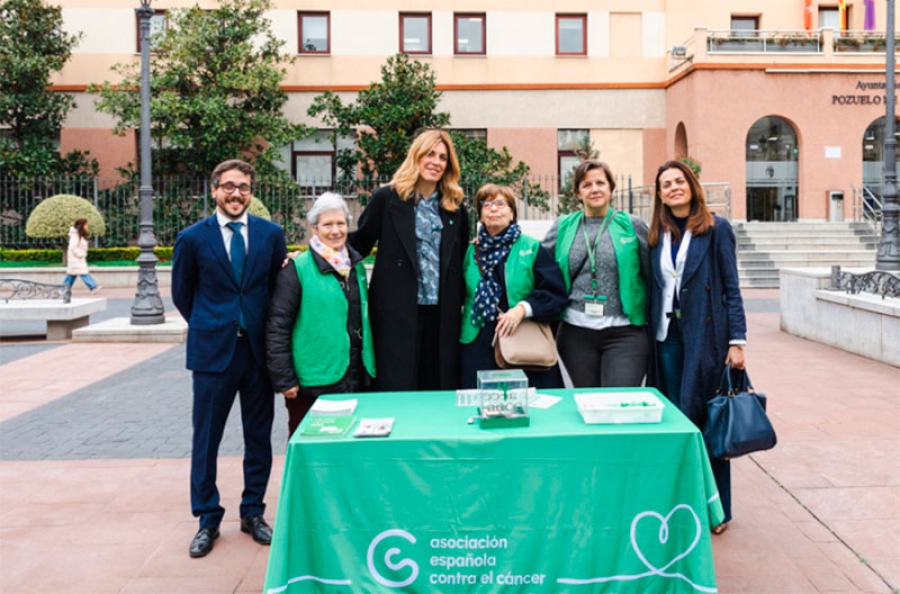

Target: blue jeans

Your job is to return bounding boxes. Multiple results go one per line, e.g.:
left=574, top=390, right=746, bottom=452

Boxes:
left=657, top=316, right=732, bottom=523
left=64, top=274, right=99, bottom=290
left=657, top=316, right=685, bottom=409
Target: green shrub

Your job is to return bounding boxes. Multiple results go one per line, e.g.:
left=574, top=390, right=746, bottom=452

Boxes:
left=0, top=248, right=63, bottom=262
left=248, top=197, right=271, bottom=220
left=25, top=194, right=107, bottom=239
left=0, top=246, right=172, bottom=263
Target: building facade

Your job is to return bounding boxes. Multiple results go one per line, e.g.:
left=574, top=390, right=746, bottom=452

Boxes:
left=48, top=0, right=898, bottom=221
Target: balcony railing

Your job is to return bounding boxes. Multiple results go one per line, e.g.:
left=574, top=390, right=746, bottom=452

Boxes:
left=707, top=29, right=824, bottom=54
left=834, top=30, right=900, bottom=53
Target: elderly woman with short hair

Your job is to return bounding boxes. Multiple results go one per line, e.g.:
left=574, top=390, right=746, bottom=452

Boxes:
left=266, top=193, right=375, bottom=436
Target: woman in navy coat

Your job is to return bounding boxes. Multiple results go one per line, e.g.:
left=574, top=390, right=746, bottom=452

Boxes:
left=647, top=160, right=747, bottom=534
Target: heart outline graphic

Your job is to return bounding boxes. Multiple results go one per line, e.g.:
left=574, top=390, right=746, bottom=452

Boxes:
left=631, top=503, right=702, bottom=574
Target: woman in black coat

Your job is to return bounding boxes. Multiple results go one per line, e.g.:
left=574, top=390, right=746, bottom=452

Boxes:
left=350, top=129, right=469, bottom=391
left=647, top=160, right=748, bottom=534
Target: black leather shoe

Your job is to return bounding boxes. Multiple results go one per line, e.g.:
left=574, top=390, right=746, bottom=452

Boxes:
left=189, top=527, right=219, bottom=558
left=240, top=515, right=272, bottom=545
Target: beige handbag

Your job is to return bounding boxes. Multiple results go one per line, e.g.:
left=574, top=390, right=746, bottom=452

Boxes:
left=493, top=319, right=558, bottom=371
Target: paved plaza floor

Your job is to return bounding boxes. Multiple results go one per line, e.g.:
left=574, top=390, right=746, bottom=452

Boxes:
left=0, top=287, right=897, bottom=593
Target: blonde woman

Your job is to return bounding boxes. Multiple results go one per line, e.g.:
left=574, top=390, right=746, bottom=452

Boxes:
left=350, top=129, right=469, bottom=391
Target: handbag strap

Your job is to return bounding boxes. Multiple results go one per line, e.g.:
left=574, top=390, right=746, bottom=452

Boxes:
left=731, top=366, right=755, bottom=394
left=716, top=363, right=735, bottom=396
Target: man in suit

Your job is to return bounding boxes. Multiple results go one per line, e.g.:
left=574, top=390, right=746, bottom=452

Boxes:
left=172, top=159, right=288, bottom=558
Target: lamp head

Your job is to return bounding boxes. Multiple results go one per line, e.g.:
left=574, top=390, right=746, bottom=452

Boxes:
left=139, top=0, right=152, bottom=7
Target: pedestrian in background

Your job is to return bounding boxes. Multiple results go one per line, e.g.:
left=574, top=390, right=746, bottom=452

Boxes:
left=266, top=192, right=375, bottom=437
left=172, top=159, right=288, bottom=558
left=541, top=160, right=650, bottom=388
left=350, top=129, right=469, bottom=391
left=647, top=159, right=747, bottom=534
left=64, top=218, right=101, bottom=293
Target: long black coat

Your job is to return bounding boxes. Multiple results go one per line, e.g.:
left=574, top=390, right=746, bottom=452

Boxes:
left=647, top=216, right=747, bottom=427
left=350, top=186, right=469, bottom=391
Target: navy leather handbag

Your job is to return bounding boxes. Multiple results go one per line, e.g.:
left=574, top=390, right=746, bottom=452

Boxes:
left=703, top=364, right=777, bottom=460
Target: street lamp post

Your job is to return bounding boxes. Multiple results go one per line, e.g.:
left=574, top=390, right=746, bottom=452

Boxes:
left=131, top=0, right=165, bottom=324
left=876, top=0, right=900, bottom=271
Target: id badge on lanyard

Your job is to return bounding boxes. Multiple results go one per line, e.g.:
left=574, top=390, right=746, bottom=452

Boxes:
left=581, top=211, right=613, bottom=318
left=584, top=294, right=607, bottom=317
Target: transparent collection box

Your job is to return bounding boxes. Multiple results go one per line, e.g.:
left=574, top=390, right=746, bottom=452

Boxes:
left=476, top=370, right=530, bottom=428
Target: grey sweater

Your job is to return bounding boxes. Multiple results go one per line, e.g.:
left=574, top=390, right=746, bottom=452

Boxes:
left=541, top=213, right=649, bottom=330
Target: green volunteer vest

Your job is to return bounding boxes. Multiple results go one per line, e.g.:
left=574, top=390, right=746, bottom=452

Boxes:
left=555, top=210, right=647, bottom=326
left=460, top=234, right=541, bottom=344
left=291, top=251, right=376, bottom=386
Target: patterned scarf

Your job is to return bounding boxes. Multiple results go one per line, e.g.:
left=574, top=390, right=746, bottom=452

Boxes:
left=471, top=222, right=521, bottom=325
left=309, top=235, right=352, bottom=278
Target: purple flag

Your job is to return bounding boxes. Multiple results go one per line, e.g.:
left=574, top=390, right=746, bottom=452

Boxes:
left=864, top=0, right=876, bottom=31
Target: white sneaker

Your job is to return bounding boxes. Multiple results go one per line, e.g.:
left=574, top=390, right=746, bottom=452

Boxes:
left=90, top=286, right=102, bottom=294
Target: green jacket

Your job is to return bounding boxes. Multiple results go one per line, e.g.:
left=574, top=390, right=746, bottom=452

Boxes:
left=291, top=251, right=376, bottom=385
left=460, top=234, right=541, bottom=343
left=555, top=210, right=647, bottom=326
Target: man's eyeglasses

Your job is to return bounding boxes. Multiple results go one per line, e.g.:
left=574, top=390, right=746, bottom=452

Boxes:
left=218, top=182, right=252, bottom=195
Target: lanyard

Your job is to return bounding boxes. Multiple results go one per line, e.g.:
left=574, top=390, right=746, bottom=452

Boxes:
left=580, top=209, right=613, bottom=297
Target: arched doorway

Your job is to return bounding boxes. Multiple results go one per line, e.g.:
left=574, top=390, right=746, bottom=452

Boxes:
left=862, top=116, right=900, bottom=203
left=675, top=122, right=688, bottom=159
left=745, top=116, right=799, bottom=221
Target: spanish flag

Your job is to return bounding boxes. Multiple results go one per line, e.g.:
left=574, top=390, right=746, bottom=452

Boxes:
left=838, top=0, right=848, bottom=31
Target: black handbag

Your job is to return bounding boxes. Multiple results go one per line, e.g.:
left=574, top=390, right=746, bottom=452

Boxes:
left=702, top=364, right=777, bottom=460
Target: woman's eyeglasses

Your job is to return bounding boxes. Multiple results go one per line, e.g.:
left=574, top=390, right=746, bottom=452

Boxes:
left=482, top=199, right=508, bottom=210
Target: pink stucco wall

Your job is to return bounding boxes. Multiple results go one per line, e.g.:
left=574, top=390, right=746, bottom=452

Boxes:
left=667, top=69, right=888, bottom=220
left=488, top=128, right=559, bottom=181
left=61, top=128, right=135, bottom=179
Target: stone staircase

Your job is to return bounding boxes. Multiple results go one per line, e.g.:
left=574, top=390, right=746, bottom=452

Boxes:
left=733, top=221, right=877, bottom=288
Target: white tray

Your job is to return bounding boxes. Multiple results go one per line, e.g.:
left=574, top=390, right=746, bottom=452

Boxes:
left=574, top=392, right=665, bottom=424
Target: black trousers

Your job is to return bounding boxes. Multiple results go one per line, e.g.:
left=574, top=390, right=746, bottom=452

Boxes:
left=415, top=305, right=442, bottom=391
left=557, top=322, right=648, bottom=388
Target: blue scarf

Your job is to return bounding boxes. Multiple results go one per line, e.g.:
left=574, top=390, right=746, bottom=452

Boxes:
left=471, top=223, right=521, bottom=325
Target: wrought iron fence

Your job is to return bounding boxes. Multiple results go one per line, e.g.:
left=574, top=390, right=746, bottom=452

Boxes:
left=1, top=174, right=730, bottom=249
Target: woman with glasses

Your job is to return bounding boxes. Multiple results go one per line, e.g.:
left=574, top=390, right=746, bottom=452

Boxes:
left=459, top=184, right=566, bottom=388
left=350, top=129, right=469, bottom=391
left=266, top=193, right=375, bottom=436
left=541, top=159, right=650, bottom=388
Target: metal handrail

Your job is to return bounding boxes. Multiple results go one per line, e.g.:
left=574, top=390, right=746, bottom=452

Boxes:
left=851, top=183, right=883, bottom=241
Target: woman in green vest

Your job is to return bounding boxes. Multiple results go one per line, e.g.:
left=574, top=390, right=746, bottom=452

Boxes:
left=266, top=193, right=375, bottom=436
left=459, top=184, right=567, bottom=388
left=541, top=160, right=650, bottom=387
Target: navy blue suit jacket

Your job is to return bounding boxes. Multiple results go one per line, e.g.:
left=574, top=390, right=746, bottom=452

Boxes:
left=648, top=215, right=746, bottom=425
left=172, top=213, right=287, bottom=373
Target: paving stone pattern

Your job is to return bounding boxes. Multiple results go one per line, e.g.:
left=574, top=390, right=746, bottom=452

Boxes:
left=0, top=344, right=290, bottom=461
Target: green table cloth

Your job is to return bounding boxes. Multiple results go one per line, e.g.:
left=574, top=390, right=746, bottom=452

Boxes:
left=264, top=388, right=723, bottom=593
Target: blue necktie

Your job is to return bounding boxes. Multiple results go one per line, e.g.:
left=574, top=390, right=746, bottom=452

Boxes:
left=226, top=222, right=245, bottom=285
left=227, top=222, right=246, bottom=330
